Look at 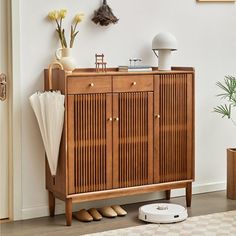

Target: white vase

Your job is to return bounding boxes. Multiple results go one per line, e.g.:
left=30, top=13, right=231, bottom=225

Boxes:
left=55, top=48, right=76, bottom=72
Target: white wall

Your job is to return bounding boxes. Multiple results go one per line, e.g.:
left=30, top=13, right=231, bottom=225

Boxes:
left=20, top=0, right=236, bottom=219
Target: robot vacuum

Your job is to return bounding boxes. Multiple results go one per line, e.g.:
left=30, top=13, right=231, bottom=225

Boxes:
left=138, top=203, right=188, bottom=224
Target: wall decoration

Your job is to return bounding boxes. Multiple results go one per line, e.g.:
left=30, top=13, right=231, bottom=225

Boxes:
left=92, top=0, right=119, bottom=26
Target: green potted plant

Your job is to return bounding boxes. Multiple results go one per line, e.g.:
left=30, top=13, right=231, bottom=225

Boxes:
left=214, top=76, right=236, bottom=199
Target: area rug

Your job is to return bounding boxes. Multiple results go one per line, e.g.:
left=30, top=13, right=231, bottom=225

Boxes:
left=84, top=210, right=236, bottom=236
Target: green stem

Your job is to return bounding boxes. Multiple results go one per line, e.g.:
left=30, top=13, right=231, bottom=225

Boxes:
left=56, top=20, right=64, bottom=47
left=231, top=118, right=236, bottom=127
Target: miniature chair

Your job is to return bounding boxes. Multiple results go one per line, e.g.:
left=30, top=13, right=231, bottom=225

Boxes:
left=95, top=54, right=107, bottom=72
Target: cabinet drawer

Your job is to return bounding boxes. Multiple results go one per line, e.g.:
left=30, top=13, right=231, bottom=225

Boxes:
left=113, top=75, right=153, bottom=92
left=67, top=76, right=112, bottom=94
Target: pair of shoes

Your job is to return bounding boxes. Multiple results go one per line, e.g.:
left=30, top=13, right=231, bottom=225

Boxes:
left=73, top=208, right=102, bottom=222
left=99, top=205, right=127, bottom=218
left=73, top=205, right=127, bottom=222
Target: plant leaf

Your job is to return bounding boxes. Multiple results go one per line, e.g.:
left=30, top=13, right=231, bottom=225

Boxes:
left=213, top=104, right=231, bottom=119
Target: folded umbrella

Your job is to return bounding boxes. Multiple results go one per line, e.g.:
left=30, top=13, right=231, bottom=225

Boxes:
left=29, top=63, right=65, bottom=179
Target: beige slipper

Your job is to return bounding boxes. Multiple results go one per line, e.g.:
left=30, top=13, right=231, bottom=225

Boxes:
left=88, top=208, right=102, bottom=221
left=99, top=206, right=117, bottom=218
left=111, top=205, right=127, bottom=216
left=73, top=209, right=93, bottom=222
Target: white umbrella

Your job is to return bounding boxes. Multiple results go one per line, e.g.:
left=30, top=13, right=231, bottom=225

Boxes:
left=29, top=63, right=65, bottom=178
left=29, top=91, right=65, bottom=176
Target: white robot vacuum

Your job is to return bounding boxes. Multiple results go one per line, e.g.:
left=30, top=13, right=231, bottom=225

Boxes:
left=139, top=203, right=188, bottom=224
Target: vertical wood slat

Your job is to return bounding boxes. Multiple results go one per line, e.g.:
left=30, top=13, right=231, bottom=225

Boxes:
left=114, top=92, right=153, bottom=188
left=106, top=94, right=113, bottom=189
left=148, top=92, right=154, bottom=184
left=67, top=93, right=112, bottom=193
left=154, top=76, right=160, bottom=183
left=67, top=95, right=75, bottom=194
left=113, top=93, right=119, bottom=188
left=154, top=74, right=193, bottom=183
left=187, top=74, right=194, bottom=179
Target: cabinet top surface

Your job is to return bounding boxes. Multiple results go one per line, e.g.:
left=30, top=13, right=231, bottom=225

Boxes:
left=46, top=67, right=195, bottom=77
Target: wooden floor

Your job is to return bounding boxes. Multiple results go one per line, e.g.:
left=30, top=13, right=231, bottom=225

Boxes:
left=1, top=191, right=236, bottom=236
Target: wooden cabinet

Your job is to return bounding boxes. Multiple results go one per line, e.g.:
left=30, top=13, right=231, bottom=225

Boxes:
left=44, top=67, right=195, bottom=226
left=67, top=93, right=113, bottom=194
left=154, top=73, right=194, bottom=184
left=113, top=91, right=154, bottom=188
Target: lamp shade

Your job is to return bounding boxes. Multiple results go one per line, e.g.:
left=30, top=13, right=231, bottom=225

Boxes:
left=152, top=32, right=178, bottom=51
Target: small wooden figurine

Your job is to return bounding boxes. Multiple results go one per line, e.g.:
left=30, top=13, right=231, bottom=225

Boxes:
left=95, top=53, right=107, bottom=72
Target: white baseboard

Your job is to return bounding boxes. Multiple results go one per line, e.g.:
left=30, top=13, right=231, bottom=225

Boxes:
left=21, top=181, right=226, bottom=220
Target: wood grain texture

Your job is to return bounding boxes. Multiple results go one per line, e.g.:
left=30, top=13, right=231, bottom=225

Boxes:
left=48, top=191, right=55, bottom=217
left=113, top=75, right=153, bottom=92
left=186, top=182, right=192, bottom=207
left=67, top=93, right=113, bottom=193
left=67, top=76, right=112, bottom=94
left=70, top=180, right=192, bottom=203
left=44, top=68, right=195, bottom=226
left=154, top=73, right=194, bottom=184
left=65, top=198, right=72, bottom=226
left=227, top=149, right=236, bottom=199
left=113, top=92, right=153, bottom=188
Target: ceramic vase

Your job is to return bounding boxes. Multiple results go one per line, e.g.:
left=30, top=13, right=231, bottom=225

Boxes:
left=55, top=48, right=76, bottom=72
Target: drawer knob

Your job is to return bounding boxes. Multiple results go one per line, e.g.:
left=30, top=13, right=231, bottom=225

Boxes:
left=90, top=83, right=94, bottom=87
left=132, top=82, right=137, bottom=86
left=155, top=114, right=161, bottom=119
left=114, top=117, right=119, bottom=121
left=108, top=117, right=113, bottom=121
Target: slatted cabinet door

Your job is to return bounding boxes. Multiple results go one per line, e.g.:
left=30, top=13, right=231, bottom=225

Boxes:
left=154, top=74, right=194, bottom=183
left=113, top=92, right=154, bottom=188
left=67, top=93, right=113, bottom=194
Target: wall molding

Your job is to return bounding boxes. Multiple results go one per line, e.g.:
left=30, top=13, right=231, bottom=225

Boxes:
left=10, top=0, right=22, bottom=221
left=21, top=181, right=226, bottom=220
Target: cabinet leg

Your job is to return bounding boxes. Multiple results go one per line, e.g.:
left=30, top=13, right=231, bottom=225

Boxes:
left=65, top=198, right=72, bottom=226
left=48, top=191, right=55, bottom=217
left=186, top=182, right=192, bottom=207
left=165, top=190, right=171, bottom=200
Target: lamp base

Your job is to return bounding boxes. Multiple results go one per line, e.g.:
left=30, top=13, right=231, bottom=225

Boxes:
left=158, top=50, right=172, bottom=71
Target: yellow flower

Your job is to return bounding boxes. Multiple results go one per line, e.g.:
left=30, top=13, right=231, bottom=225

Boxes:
left=73, top=13, right=85, bottom=24
left=48, top=10, right=59, bottom=21
left=59, top=9, right=67, bottom=19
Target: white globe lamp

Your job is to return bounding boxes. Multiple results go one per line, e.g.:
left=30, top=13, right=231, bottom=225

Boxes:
left=152, top=32, right=178, bottom=71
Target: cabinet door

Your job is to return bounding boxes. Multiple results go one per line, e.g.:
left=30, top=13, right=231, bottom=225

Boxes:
left=113, top=92, right=154, bottom=188
left=154, top=74, right=194, bottom=183
left=67, top=93, right=113, bottom=194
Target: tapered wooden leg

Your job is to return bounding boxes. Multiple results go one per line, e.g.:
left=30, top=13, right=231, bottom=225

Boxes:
left=186, top=182, right=192, bottom=207
left=66, top=198, right=72, bottom=226
left=48, top=191, right=55, bottom=217
left=165, top=190, right=171, bottom=200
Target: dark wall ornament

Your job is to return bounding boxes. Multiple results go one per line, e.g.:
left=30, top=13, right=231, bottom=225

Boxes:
left=92, top=0, right=119, bottom=26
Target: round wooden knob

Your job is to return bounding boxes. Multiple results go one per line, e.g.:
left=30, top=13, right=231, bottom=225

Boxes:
left=90, top=83, right=94, bottom=87
left=108, top=117, right=112, bottom=121
left=155, top=114, right=161, bottom=119
left=114, top=117, right=119, bottom=121
left=132, top=82, right=137, bottom=86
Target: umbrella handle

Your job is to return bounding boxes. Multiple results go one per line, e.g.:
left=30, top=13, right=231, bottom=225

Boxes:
left=48, top=62, right=63, bottom=91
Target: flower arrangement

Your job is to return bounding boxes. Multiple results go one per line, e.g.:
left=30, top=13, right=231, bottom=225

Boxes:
left=48, top=9, right=84, bottom=48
